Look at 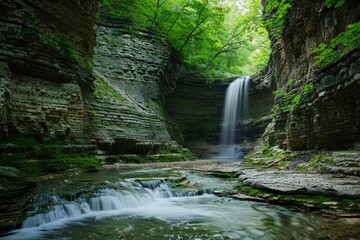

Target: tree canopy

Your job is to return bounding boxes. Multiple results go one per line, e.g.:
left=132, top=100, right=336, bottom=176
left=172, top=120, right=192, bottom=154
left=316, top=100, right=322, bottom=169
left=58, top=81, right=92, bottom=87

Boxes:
left=101, top=0, right=270, bottom=79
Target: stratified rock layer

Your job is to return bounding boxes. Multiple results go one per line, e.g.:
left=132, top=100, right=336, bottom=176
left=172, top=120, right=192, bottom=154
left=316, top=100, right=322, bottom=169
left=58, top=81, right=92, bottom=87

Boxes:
left=0, top=0, right=98, bottom=142
left=90, top=14, right=176, bottom=152
left=238, top=168, right=360, bottom=198
left=265, top=0, right=360, bottom=150
left=165, top=76, right=226, bottom=143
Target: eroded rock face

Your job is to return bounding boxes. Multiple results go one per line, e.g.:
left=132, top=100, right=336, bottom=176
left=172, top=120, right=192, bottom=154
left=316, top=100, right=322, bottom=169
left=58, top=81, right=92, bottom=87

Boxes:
left=0, top=0, right=98, bottom=142
left=165, top=76, right=227, bottom=143
left=265, top=0, right=360, bottom=150
left=90, top=13, right=176, bottom=153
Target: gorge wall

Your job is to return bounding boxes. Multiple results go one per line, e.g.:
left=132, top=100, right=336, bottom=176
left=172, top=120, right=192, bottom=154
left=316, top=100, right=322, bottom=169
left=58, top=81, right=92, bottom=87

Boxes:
left=0, top=0, right=98, bottom=232
left=89, top=12, right=176, bottom=153
left=264, top=0, right=360, bottom=150
left=0, top=0, right=98, bottom=143
left=0, top=2, right=181, bottom=155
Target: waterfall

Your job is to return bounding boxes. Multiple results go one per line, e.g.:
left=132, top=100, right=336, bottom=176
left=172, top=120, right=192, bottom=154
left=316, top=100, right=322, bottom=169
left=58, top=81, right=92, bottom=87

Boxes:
left=218, top=76, right=250, bottom=159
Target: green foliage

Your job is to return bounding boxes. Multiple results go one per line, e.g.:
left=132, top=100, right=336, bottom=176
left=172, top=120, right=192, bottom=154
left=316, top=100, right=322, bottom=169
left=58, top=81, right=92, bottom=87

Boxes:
left=273, top=83, right=314, bottom=115
left=100, top=0, right=270, bottom=78
left=263, top=0, right=292, bottom=39
left=313, top=21, right=360, bottom=66
left=324, top=0, right=346, bottom=8
left=101, top=0, right=154, bottom=28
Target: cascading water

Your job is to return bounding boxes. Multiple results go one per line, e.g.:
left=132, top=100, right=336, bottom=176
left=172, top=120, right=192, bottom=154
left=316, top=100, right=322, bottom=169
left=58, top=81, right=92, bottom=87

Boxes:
left=20, top=179, right=209, bottom=229
left=218, top=76, right=250, bottom=159
left=5, top=168, right=359, bottom=240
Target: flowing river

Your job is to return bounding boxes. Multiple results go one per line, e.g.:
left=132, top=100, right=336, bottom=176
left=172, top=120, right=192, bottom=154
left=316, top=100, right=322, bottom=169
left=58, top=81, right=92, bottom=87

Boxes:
left=3, top=167, right=360, bottom=240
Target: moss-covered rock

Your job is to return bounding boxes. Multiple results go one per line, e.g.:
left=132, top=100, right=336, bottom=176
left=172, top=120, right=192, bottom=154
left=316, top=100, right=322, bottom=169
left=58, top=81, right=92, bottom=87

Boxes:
left=0, top=166, right=36, bottom=233
left=234, top=183, right=360, bottom=215
left=244, top=146, right=294, bottom=168
left=0, top=156, right=101, bottom=177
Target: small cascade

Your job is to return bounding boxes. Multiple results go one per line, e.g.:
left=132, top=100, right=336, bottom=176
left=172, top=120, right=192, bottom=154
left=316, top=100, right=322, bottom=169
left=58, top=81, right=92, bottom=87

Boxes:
left=138, top=179, right=164, bottom=190
left=21, top=179, right=208, bottom=228
left=218, top=76, right=250, bottom=159
left=139, top=180, right=202, bottom=198
left=22, top=201, right=85, bottom=228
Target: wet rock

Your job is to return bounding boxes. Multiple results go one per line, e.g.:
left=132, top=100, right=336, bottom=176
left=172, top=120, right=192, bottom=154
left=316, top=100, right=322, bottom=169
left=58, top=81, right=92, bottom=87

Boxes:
left=0, top=166, right=35, bottom=233
left=237, top=169, right=360, bottom=198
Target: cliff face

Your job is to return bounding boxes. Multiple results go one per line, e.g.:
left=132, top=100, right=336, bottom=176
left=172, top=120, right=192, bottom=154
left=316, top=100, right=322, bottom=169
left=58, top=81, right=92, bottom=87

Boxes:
left=166, top=76, right=226, bottom=144
left=0, top=0, right=98, bottom=143
left=89, top=13, right=177, bottom=153
left=0, top=0, right=98, bottom=232
left=244, top=73, right=275, bottom=143
left=265, top=0, right=360, bottom=150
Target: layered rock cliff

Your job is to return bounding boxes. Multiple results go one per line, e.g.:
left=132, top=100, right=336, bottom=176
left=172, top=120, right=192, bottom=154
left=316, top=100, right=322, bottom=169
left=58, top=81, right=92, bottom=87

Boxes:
left=264, top=0, right=360, bottom=150
left=89, top=13, right=176, bottom=153
left=0, top=0, right=98, bottom=143
left=0, top=0, right=98, bottom=232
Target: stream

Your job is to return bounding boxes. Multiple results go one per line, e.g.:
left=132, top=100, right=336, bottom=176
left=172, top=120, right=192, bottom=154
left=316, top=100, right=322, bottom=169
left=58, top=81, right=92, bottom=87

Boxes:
left=3, top=167, right=360, bottom=240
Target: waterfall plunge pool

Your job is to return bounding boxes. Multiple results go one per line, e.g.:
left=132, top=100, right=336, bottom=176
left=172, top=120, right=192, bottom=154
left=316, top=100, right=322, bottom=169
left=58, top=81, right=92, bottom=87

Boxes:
left=3, top=167, right=360, bottom=240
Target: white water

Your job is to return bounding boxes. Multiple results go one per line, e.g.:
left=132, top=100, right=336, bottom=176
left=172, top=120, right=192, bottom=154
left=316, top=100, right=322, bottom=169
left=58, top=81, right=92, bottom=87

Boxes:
left=18, top=179, right=206, bottom=230
left=218, top=76, right=250, bottom=159
left=4, top=169, right=359, bottom=240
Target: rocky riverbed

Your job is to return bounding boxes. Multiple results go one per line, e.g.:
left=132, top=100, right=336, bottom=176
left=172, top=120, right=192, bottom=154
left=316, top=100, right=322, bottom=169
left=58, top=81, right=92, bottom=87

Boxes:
left=106, top=153, right=360, bottom=217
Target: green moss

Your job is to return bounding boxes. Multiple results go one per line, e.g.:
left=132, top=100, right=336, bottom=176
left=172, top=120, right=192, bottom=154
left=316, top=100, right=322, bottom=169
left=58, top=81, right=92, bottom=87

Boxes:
left=174, top=184, right=188, bottom=189
left=338, top=198, right=360, bottom=208
left=120, top=154, right=146, bottom=163
left=310, top=153, right=335, bottom=164
left=309, top=153, right=335, bottom=171
left=146, top=153, right=194, bottom=163
left=236, top=185, right=267, bottom=196
left=244, top=146, right=293, bottom=168
left=278, top=161, right=290, bottom=169
left=1, top=156, right=101, bottom=177
left=93, top=76, right=127, bottom=104
left=236, top=184, right=360, bottom=210
left=295, top=165, right=310, bottom=171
